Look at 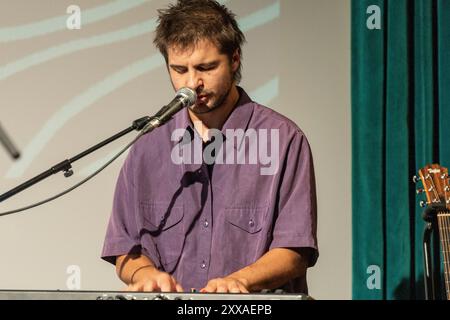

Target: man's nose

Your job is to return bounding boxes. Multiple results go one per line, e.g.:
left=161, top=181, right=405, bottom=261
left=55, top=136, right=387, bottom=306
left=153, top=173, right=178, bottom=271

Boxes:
left=186, top=71, right=204, bottom=92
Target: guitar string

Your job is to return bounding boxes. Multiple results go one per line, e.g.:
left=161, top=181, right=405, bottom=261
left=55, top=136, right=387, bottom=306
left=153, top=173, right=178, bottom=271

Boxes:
left=442, top=172, right=450, bottom=299
left=438, top=213, right=450, bottom=299
left=443, top=172, right=450, bottom=299
left=436, top=169, right=450, bottom=299
left=425, top=167, right=450, bottom=298
left=437, top=169, right=450, bottom=298
left=426, top=167, right=440, bottom=204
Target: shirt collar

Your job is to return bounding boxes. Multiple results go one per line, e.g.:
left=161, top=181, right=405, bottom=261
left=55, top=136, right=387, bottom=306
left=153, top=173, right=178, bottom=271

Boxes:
left=221, top=86, right=254, bottom=133
left=173, top=86, right=254, bottom=148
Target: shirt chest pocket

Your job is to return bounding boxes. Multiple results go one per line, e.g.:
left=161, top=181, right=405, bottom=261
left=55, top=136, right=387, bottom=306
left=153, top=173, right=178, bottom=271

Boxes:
left=139, top=202, right=185, bottom=272
left=222, top=206, right=269, bottom=267
left=225, top=208, right=265, bottom=234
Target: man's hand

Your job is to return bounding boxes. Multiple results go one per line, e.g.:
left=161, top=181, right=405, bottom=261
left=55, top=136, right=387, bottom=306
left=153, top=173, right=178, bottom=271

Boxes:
left=201, top=277, right=249, bottom=293
left=126, top=266, right=184, bottom=293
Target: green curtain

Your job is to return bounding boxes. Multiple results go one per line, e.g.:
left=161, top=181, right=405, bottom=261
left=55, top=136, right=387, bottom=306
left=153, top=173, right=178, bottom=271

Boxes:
left=352, top=0, right=450, bottom=300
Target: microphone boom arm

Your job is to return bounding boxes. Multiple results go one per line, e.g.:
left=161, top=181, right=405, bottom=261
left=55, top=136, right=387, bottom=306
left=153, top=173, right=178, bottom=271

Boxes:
left=0, top=116, right=151, bottom=204
left=0, top=87, right=196, bottom=204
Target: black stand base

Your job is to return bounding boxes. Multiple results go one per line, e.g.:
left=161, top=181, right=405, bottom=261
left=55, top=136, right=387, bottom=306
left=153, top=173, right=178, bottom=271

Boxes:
left=422, top=204, right=446, bottom=300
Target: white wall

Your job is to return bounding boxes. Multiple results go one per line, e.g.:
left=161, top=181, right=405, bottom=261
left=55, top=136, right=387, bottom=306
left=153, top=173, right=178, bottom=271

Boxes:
left=278, top=0, right=351, bottom=300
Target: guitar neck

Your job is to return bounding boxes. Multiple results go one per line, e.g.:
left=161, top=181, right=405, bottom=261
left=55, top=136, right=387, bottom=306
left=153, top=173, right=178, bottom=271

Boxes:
left=437, top=212, right=450, bottom=300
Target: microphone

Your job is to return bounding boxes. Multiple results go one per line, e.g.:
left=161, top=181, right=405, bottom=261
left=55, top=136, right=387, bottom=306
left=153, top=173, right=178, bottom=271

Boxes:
left=142, top=87, right=197, bottom=134
left=0, top=122, right=20, bottom=160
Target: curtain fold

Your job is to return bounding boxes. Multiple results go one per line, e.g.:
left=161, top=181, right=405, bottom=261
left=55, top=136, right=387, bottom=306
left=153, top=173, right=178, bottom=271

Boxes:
left=352, top=0, right=450, bottom=299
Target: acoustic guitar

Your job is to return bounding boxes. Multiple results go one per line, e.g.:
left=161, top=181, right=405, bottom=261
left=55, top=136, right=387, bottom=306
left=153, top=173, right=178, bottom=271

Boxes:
left=415, top=164, right=450, bottom=300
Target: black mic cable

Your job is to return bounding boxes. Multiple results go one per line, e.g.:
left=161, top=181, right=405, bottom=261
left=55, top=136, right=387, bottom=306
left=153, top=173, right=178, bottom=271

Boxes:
left=0, top=88, right=197, bottom=217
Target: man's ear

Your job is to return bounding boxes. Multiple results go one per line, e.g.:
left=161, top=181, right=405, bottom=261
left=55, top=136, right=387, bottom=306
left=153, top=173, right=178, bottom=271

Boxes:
left=231, top=50, right=241, bottom=72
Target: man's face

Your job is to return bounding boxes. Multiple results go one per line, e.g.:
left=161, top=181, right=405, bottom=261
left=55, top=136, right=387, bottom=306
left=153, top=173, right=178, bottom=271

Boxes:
left=167, top=39, right=239, bottom=114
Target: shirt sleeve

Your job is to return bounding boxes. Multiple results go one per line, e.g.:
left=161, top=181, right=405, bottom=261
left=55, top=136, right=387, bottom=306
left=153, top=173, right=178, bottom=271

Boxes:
left=269, top=130, right=319, bottom=267
left=101, top=147, right=142, bottom=265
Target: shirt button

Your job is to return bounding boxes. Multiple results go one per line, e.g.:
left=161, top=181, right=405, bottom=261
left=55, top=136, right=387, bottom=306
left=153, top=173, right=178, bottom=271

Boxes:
left=249, top=219, right=255, bottom=227
left=203, top=220, right=209, bottom=228
left=201, top=262, right=207, bottom=269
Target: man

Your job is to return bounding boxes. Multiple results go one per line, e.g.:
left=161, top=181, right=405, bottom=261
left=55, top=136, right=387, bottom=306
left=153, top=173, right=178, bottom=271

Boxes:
left=102, top=0, right=318, bottom=294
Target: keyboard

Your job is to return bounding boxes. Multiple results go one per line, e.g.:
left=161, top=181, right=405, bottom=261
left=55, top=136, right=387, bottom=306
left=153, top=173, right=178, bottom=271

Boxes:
left=0, top=290, right=311, bottom=300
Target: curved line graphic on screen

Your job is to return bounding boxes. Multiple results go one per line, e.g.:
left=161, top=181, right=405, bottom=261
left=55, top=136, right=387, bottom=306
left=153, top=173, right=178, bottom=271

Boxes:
left=0, top=0, right=149, bottom=43
left=238, top=2, right=280, bottom=31
left=0, top=19, right=157, bottom=81
left=0, top=0, right=275, bottom=81
left=77, top=77, right=279, bottom=177
left=5, top=1, right=280, bottom=179
left=5, top=55, right=164, bottom=179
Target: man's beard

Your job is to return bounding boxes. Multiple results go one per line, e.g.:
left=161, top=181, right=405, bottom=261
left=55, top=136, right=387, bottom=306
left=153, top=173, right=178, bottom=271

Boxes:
left=190, top=82, right=233, bottom=115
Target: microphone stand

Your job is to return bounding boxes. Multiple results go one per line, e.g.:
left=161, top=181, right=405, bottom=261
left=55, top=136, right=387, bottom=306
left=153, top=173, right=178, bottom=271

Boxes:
left=0, top=116, right=151, bottom=204
left=0, top=122, right=21, bottom=160
left=422, top=204, right=444, bottom=300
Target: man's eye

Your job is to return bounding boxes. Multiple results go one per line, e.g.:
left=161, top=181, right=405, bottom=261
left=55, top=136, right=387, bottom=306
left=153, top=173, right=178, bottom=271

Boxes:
left=199, top=66, right=215, bottom=72
left=172, top=67, right=187, bottom=74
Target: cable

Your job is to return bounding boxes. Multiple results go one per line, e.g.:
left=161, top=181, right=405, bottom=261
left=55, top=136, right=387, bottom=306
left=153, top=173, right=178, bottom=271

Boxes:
left=0, top=131, right=144, bottom=218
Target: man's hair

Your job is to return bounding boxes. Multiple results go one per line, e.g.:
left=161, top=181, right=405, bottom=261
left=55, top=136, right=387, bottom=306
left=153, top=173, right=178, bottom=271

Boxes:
left=154, top=0, right=246, bottom=83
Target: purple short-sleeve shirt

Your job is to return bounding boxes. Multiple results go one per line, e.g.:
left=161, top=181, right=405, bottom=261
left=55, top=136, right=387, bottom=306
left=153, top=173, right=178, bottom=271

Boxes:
left=101, top=87, right=318, bottom=293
